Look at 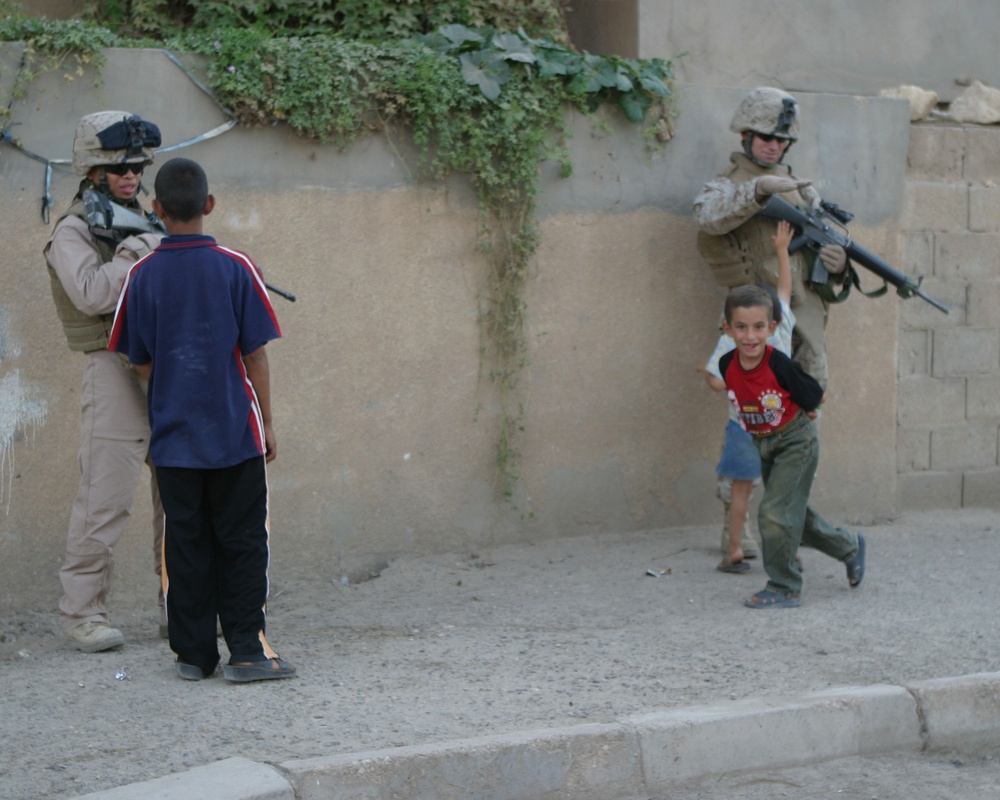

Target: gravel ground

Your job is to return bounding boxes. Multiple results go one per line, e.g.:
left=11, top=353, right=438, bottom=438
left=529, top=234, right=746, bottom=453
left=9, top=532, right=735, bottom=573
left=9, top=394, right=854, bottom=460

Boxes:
left=2, top=508, right=999, bottom=799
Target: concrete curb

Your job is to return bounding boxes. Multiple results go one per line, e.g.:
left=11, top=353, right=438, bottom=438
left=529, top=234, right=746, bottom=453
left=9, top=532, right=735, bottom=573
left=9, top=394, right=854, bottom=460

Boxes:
left=75, top=757, right=294, bottom=800
left=77, top=672, right=1000, bottom=800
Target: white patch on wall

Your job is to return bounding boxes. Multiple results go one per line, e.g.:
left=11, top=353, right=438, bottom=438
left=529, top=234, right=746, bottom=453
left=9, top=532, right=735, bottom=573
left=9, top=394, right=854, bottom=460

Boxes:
left=227, top=211, right=261, bottom=230
left=0, top=309, right=50, bottom=512
left=0, top=370, right=48, bottom=512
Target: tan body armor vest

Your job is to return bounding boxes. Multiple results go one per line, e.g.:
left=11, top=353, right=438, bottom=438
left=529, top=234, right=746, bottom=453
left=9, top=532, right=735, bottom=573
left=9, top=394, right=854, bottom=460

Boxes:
left=697, top=156, right=819, bottom=309
left=48, top=200, right=120, bottom=353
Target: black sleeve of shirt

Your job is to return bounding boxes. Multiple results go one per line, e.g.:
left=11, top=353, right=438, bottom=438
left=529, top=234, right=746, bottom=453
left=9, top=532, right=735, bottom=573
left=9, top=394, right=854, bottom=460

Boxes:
left=768, top=350, right=824, bottom=411
left=719, top=349, right=735, bottom=380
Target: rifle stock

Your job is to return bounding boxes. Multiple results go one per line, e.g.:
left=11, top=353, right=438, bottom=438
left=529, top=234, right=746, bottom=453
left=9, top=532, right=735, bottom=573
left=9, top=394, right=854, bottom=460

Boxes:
left=757, top=195, right=948, bottom=314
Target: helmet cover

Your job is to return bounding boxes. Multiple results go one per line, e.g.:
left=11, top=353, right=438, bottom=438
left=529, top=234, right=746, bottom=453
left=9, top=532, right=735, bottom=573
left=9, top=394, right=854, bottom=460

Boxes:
left=72, top=111, right=161, bottom=176
left=729, top=87, right=800, bottom=141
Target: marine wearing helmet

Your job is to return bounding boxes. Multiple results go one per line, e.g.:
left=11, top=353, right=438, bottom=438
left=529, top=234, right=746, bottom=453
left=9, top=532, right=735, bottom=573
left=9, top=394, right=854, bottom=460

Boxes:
left=693, top=87, right=849, bottom=389
left=729, top=87, right=800, bottom=168
left=44, top=109, right=167, bottom=655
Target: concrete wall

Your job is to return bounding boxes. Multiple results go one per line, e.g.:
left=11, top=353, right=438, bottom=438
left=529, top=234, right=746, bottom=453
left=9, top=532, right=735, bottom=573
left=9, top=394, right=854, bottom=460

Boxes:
left=0, top=42, right=909, bottom=610
left=636, top=0, right=1000, bottom=103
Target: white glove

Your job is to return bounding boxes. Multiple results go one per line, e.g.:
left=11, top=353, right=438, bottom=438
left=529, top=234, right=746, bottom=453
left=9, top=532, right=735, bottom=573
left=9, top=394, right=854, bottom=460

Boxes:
left=818, top=244, right=848, bottom=274
left=756, top=176, right=811, bottom=201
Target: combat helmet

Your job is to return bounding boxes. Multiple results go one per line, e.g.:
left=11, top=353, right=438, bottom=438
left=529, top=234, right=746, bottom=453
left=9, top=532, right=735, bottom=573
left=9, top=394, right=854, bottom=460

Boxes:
left=72, top=111, right=161, bottom=176
left=729, top=87, right=800, bottom=141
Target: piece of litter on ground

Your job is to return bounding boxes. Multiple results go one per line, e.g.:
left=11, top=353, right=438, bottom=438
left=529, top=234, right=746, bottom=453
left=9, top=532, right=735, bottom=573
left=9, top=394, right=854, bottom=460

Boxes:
left=115, top=667, right=130, bottom=681
left=645, top=567, right=672, bottom=577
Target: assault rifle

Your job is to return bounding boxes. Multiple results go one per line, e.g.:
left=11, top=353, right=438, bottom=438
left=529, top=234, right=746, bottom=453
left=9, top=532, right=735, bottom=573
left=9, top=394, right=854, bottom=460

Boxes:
left=756, top=195, right=948, bottom=314
left=83, top=189, right=296, bottom=302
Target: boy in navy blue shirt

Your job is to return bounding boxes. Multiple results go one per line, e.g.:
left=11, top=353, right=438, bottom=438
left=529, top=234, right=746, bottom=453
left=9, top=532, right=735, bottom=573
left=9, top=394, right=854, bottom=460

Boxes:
left=110, top=157, right=296, bottom=681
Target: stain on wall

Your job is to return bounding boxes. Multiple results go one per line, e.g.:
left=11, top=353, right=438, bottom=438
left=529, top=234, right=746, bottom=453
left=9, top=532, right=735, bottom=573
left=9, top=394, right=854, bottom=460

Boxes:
left=0, top=309, right=50, bottom=512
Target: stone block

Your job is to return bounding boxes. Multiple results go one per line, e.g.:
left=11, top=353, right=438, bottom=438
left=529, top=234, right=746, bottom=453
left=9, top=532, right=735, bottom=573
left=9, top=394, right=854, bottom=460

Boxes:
left=76, top=758, right=294, bottom=800
left=902, top=182, right=968, bottom=233
left=967, top=375, right=1000, bottom=418
left=966, top=280, right=1000, bottom=327
left=969, top=186, right=1000, bottom=233
left=931, top=328, right=1000, bottom=377
left=963, top=469, right=1000, bottom=508
left=930, top=423, right=998, bottom=470
left=898, top=330, right=929, bottom=377
left=283, top=724, right=643, bottom=800
left=900, top=231, right=934, bottom=276
left=897, top=471, right=962, bottom=509
left=907, top=672, right=1000, bottom=752
left=934, top=232, right=1000, bottom=278
left=965, top=127, right=1000, bottom=183
left=896, top=428, right=930, bottom=472
left=631, top=686, right=920, bottom=789
left=896, top=376, right=965, bottom=427
left=951, top=81, right=1000, bottom=124
left=898, top=278, right=966, bottom=330
left=906, top=124, right=965, bottom=181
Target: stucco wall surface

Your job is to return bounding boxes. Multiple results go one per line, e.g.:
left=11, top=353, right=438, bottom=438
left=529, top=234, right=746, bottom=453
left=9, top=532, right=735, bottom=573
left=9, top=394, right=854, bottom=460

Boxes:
left=0, top=47, right=905, bottom=610
left=638, top=0, right=1000, bottom=103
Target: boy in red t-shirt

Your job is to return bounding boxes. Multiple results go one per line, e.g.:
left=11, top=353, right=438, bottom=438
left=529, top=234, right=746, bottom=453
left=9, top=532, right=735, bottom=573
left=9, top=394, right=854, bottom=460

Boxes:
left=719, top=285, right=866, bottom=608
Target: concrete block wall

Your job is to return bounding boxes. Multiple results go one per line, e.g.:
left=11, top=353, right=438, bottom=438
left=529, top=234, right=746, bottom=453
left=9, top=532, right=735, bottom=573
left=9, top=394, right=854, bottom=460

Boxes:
left=898, top=123, right=1000, bottom=509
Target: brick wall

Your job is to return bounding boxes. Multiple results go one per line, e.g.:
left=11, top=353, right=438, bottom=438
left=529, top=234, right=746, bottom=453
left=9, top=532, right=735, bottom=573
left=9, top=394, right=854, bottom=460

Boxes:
left=898, top=123, right=1000, bottom=509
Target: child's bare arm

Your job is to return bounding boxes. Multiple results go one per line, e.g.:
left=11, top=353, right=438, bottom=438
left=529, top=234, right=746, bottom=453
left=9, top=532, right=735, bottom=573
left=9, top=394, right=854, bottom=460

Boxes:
left=771, top=220, right=794, bottom=307
left=697, top=362, right=727, bottom=392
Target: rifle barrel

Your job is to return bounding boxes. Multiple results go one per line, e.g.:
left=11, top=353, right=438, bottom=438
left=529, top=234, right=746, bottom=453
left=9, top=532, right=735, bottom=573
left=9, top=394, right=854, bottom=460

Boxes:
left=266, top=282, right=296, bottom=302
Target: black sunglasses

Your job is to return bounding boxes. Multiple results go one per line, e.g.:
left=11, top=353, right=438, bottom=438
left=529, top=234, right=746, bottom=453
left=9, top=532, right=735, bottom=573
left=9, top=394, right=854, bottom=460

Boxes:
left=104, top=162, right=145, bottom=176
left=754, top=133, right=788, bottom=144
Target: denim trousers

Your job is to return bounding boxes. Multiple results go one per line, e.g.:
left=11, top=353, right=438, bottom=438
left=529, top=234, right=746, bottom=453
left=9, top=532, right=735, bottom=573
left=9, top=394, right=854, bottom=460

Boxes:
left=754, top=413, right=858, bottom=598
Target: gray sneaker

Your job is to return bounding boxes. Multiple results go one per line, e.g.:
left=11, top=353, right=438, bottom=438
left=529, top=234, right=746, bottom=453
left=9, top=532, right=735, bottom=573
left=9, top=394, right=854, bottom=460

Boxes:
left=67, top=622, right=125, bottom=653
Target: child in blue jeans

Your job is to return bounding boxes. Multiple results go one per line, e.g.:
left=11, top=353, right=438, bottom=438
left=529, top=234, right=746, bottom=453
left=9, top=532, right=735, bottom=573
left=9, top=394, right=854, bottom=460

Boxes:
left=701, top=221, right=795, bottom=573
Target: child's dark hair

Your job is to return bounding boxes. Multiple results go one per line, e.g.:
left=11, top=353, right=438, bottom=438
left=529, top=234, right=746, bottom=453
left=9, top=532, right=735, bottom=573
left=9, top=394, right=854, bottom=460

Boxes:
left=724, top=284, right=774, bottom=324
left=154, top=157, right=208, bottom=222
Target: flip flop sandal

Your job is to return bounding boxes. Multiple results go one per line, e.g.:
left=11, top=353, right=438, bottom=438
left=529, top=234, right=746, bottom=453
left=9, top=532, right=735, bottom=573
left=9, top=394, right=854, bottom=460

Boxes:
left=717, top=560, right=751, bottom=574
left=175, top=659, right=208, bottom=681
left=222, top=657, right=297, bottom=682
left=743, top=589, right=801, bottom=608
left=845, top=533, right=866, bottom=588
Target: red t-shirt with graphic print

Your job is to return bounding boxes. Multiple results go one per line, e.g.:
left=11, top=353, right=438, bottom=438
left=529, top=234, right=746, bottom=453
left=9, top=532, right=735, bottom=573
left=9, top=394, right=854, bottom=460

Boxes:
left=719, top=345, right=823, bottom=435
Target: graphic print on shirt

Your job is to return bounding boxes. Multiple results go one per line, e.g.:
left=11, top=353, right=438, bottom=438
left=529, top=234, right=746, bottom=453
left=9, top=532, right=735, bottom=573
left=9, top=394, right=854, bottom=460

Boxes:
left=727, top=387, right=787, bottom=430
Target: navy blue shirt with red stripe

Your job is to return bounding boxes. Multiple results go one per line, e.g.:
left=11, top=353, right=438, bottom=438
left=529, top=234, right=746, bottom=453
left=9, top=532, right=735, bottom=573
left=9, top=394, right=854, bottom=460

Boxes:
left=109, top=234, right=281, bottom=469
left=719, top=345, right=823, bottom=435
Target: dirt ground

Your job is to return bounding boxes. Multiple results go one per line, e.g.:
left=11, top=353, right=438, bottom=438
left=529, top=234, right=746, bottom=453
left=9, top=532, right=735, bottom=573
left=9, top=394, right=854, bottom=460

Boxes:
left=2, top=508, right=999, bottom=799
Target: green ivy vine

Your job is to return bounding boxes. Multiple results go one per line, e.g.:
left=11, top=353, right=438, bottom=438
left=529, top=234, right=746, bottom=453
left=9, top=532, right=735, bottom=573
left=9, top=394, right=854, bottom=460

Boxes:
left=0, top=2, right=677, bottom=500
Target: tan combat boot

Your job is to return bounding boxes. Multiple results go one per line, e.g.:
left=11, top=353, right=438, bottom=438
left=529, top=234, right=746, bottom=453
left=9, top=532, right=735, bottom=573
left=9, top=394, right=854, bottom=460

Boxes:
left=67, top=622, right=125, bottom=653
